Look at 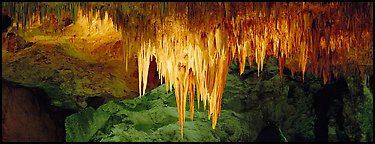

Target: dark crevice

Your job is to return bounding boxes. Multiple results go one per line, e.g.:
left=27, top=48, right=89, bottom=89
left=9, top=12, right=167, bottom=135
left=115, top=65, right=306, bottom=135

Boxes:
left=2, top=79, right=76, bottom=142
left=86, top=96, right=106, bottom=109
left=27, top=84, right=77, bottom=142
left=313, top=76, right=350, bottom=142
left=368, top=75, right=373, bottom=93
left=2, top=14, right=12, bottom=32
left=255, top=121, right=285, bottom=142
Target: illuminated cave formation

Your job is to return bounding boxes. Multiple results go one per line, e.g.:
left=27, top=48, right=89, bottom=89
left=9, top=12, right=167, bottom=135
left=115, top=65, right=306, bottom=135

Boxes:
left=2, top=2, right=373, bottom=138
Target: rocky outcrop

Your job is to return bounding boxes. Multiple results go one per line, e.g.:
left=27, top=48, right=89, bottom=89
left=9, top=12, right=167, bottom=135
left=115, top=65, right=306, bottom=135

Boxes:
left=224, top=58, right=317, bottom=142
left=2, top=80, right=70, bottom=142
left=63, top=57, right=372, bottom=142
left=65, top=84, right=251, bottom=142
left=2, top=40, right=160, bottom=110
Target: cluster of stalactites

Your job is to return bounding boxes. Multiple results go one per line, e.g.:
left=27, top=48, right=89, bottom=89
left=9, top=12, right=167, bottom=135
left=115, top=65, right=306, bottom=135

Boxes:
left=127, top=2, right=373, bottom=86
left=129, top=2, right=373, bottom=138
left=136, top=12, right=233, bottom=138
left=2, top=2, right=81, bottom=30
left=118, top=2, right=373, bottom=139
left=3, top=2, right=372, bottom=82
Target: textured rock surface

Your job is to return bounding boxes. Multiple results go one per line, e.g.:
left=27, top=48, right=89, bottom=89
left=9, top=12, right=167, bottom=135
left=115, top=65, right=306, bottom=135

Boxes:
left=226, top=58, right=317, bottom=142
left=2, top=40, right=160, bottom=110
left=65, top=84, right=251, bottom=142
left=63, top=57, right=372, bottom=142
left=2, top=80, right=66, bottom=142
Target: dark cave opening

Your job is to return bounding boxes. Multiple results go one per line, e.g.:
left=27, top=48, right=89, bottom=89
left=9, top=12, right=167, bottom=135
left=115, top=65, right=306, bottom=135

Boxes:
left=27, top=85, right=79, bottom=142
left=313, top=76, right=350, bottom=142
left=2, top=79, right=76, bottom=142
left=86, top=96, right=106, bottom=109
left=369, top=75, right=373, bottom=93
left=254, top=121, right=285, bottom=142
left=2, top=14, right=12, bottom=32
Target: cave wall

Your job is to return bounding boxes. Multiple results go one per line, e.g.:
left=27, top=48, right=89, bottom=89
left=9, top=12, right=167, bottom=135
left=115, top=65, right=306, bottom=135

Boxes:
left=224, top=57, right=372, bottom=142
left=2, top=80, right=65, bottom=142
left=2, top=37, right=161, bottom=110
left=223, top=58, right=317, bottom=141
